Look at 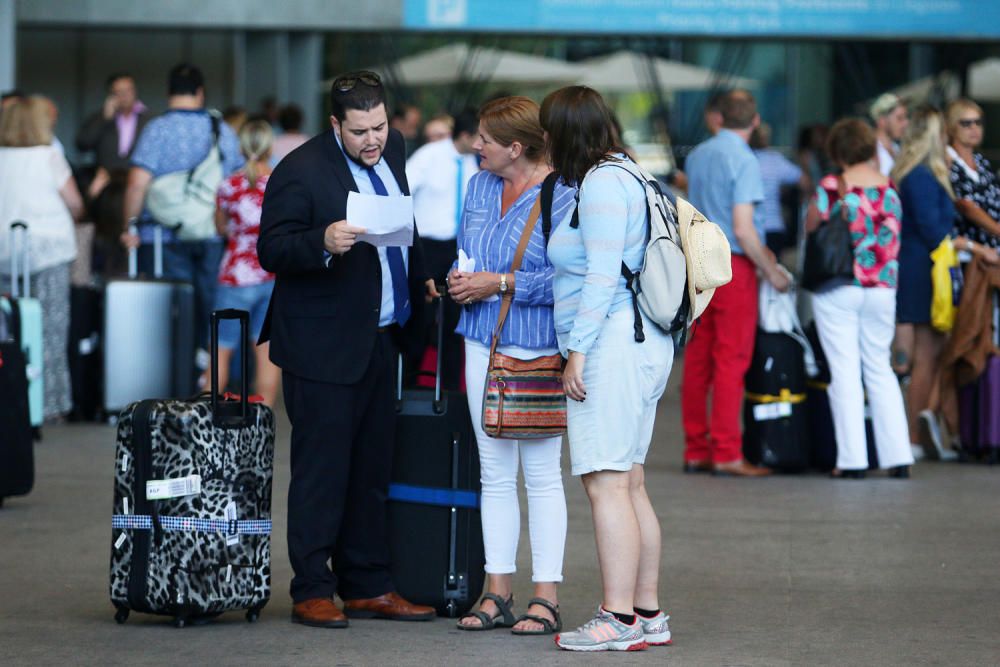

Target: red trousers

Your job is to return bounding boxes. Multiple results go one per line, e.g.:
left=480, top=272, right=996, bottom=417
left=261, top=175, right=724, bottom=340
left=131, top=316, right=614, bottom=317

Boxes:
left=681, top=255, right=759, bottom=464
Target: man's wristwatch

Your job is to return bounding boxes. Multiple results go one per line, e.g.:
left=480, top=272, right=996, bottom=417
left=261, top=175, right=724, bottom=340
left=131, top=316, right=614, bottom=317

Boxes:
left=499, top=273, right=509, bottom=295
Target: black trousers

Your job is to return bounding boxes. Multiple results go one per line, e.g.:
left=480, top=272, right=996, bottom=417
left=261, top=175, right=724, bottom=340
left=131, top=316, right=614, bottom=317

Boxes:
left=283, top=332, right=397, bottom=603
left=422, top=238, right=463, bottom=390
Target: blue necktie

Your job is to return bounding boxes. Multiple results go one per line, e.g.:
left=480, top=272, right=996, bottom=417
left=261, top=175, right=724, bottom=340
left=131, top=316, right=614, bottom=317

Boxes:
left=455, top=156, right=465, bottom=235
left=365, top=165, right=411, bottom=327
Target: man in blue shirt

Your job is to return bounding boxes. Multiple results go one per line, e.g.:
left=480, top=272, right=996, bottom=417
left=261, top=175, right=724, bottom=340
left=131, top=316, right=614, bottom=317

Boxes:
left=681, top=90, right=789, bottom=477
left=122, top=63, right=243, bottom=370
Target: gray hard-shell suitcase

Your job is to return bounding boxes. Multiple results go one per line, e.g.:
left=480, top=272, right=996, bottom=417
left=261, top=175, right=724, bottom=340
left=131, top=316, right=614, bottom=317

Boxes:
left=103, top=225, right=196, bottom=415
left=110, top=310, right=274, bottom=627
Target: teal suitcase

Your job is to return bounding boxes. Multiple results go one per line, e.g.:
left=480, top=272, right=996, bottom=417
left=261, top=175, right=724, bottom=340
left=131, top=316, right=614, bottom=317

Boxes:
left=5, top=222, right=44, bottom=429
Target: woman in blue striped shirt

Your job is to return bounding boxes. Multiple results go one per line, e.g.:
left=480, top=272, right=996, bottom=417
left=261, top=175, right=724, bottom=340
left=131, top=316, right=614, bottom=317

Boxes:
left=542, top=86, right=674, bottom=652
left=449, top=97, right=576, bottom=635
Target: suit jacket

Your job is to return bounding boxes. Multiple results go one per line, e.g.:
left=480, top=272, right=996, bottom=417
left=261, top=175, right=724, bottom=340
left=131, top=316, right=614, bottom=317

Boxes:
left=257, top=128, right=428, bottom=384
left=75, top=109, right=152, bottom=172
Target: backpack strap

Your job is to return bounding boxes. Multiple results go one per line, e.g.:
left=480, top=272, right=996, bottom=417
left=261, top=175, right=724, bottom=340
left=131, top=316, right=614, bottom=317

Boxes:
left=540, top=171, right=560, bottom=244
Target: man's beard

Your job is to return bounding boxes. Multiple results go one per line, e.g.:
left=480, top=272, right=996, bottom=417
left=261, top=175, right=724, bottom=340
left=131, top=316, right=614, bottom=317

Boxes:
left=346, top=144, right=382, bottom=167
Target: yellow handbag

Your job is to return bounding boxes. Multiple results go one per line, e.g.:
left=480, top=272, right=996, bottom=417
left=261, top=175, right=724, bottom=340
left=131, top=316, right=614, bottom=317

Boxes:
left=930, top=237, right=960, bottom=332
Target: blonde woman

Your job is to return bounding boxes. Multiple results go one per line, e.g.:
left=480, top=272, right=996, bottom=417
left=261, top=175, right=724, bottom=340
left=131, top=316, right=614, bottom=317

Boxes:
left=0, top=97, right=85, bottom=420
left=946, top=98, right=1000, bottom=249
left=893, top=107, right=996, bottom=459
left=204, top=119, right=281, bottom=406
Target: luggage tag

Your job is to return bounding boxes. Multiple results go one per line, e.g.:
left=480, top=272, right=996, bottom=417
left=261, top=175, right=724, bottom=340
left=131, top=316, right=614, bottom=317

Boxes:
left=145, top=474, right=201, bottom=500
left=122, top=497, right=129, bottom=515
left=120, top=453, right=129, bottom=473
left=114, top=533, right=127, bottom=550
left=753, top=402, right=792, bottom=422
left=225, top=500, right=239, bottom=546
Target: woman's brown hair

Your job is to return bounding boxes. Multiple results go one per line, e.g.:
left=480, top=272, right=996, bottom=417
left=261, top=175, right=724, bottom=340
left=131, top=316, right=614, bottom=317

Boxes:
left=477, top=96, right=545, bottom=162
left=825, top=117, right=876, bottom=167
left=540, top=86, right=621, bottom=186
left=0, top=97, right=53, bottom=147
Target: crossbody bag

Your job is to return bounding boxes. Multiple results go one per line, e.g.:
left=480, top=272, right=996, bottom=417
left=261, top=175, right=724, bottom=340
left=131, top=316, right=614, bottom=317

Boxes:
left=482, top=195, right=567, bottom=439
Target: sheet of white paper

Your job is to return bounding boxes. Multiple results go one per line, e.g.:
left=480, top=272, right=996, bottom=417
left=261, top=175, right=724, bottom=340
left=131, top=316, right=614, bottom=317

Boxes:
left=456, top=249, right=498, bottom=302
left=347, top=192, right=415, bottom=247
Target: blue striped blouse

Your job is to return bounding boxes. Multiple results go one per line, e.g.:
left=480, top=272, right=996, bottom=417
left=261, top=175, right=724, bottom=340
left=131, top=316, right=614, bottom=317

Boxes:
left=455, top=170, right=578, bottom=349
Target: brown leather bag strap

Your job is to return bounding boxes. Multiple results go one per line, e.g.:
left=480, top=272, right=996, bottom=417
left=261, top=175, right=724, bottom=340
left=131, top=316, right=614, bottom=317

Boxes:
left=490, top=194, right=543, bottom=360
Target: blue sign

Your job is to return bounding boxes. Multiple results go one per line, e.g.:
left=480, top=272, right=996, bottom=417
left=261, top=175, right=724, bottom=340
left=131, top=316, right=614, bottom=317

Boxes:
left=406, top=0, right=1000, bottom=39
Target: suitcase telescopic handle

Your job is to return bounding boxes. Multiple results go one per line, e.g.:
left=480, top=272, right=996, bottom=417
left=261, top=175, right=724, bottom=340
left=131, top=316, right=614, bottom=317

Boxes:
left=9, top=222, right=30, bottom=299
left=210, top=309, right=250, bottom=427
left=127, top=221, right=164, bottom=280
left=395, top=295, right=446, bottom=404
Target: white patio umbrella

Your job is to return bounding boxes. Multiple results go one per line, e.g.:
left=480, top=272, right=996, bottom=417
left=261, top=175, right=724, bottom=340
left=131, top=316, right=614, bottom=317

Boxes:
left=330, top=43, right=583, bottom=87
left=968, top=58, right=1000, bottom=102
left=576, top=50, right=756, bottom=93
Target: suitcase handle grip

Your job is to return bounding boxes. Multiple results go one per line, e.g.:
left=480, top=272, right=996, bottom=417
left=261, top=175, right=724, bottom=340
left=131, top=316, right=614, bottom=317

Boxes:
left=210, top=309, right=250, bottom=427
left=9, top=222, right=30, bottom=299
left=126, top=221, right=164, bottom=280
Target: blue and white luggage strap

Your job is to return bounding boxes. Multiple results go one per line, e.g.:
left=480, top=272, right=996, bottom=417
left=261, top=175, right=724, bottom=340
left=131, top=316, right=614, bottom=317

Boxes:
left=112, top=514, right=271, bottom=535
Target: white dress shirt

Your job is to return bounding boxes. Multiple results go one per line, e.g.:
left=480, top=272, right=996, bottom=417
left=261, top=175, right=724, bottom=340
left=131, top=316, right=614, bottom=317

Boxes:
left=334, top=133, right=408, bottom=327
left=406, top=138, right=479, bottom=241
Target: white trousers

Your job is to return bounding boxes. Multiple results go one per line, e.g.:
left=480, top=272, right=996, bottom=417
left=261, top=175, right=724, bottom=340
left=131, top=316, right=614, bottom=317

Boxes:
left=464, top=339, right=567, bottom=582
left=812, top=286, right=914, bottom=470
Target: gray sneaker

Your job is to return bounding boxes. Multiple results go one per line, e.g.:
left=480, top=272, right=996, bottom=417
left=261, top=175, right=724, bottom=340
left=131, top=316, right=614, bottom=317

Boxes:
left=639, top=611, right=672, bottom=646
left=555, top=607, right=647, bottom=652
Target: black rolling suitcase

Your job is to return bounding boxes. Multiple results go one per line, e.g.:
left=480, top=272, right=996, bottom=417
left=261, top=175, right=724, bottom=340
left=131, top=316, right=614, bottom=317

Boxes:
left=0, top=299, right=33, bottom=505
left=109, top=310, right=275, bottom=627
left=743, top=330, right=810, bottom=471
left=388, top=296, right=484, bottom=618
left=68, top=284, right=103, bottom=421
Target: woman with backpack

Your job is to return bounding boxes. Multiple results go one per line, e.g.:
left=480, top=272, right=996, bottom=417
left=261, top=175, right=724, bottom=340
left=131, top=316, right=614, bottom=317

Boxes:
left=541, top=86, right=673, bottom=652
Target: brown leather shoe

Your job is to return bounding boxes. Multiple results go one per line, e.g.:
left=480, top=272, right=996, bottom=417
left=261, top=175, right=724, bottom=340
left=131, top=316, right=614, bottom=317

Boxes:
left=292, top=598, right=349, bottom=628
left=343, top=591, right=435, bottom=621
left=683, top=460, right=712, bottom=474
left=712, top=459, right=773, bottom=477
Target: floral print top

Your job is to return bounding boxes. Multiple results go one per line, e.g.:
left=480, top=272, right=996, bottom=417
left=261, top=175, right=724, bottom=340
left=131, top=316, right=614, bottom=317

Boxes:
left=813, top=174, right=901, bottom=289
left=216, top=172, right=273, bottom=287
left=948, top=149, right=1000, bottom=249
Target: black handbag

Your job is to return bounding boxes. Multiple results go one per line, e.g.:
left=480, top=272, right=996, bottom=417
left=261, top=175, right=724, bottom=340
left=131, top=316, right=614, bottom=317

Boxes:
left=802, top=176, right=855, bottom=291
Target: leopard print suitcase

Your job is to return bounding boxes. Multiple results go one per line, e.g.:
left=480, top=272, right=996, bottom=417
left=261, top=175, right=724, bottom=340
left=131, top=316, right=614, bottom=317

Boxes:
left=109, top=393, right=275, bottom=627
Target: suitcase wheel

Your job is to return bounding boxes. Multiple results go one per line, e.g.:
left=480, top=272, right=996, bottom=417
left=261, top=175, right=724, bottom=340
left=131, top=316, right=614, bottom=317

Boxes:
left=172, top=617, right=186, bottom=629
left=246, top=609, right=259, bottom=623
left=114, top=608, right=129, bottom=624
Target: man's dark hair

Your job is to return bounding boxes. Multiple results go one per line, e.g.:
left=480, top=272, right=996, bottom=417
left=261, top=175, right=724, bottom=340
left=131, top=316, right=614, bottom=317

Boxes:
left=279, top=104, right=304, bottom=132
left=105, top=73, right=132, bottom=90
left=168, top=63, right=205, bottom=97
left=540, top=86, right=623, bottom=186
left=705, top=91, right=728, bottom=114
left=330, top=71, right=385, bottom=123
left=452, top=108, right=478, bottom=138
left=721, top=89, right=757, bottom=129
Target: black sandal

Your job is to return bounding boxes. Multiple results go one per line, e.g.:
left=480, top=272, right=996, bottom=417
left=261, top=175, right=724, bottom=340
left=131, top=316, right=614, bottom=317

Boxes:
left=510, top=597, right=562, bottom=636
left=456, top=593, right=515, bottom=631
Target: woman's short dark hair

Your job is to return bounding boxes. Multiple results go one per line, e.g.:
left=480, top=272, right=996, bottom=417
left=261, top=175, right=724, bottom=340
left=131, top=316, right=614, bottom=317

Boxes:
left=540, top=86, right=621, bottom=186
left=330, top=71, right=385, bottom=123
left=826, top=117, right=877, bottom=167
left=168, top=63, right=204, bottom=96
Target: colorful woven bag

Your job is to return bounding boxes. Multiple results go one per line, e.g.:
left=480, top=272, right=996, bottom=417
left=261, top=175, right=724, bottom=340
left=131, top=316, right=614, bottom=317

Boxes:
left=482, top=196, right=567, bottom=439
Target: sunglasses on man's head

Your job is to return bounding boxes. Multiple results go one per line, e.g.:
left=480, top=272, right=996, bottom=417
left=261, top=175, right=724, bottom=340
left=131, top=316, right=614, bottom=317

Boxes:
left=959, top=118, right=983, bottom=128
left=334, top=72, right=381, bottom=92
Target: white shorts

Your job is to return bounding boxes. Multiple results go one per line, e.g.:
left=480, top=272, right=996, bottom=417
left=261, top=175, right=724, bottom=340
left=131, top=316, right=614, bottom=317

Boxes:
left=567, top=308, right=674, bottom=476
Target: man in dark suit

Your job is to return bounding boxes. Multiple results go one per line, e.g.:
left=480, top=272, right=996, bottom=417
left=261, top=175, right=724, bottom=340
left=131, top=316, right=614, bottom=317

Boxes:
left=258, top=71, right=438, bottom=628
